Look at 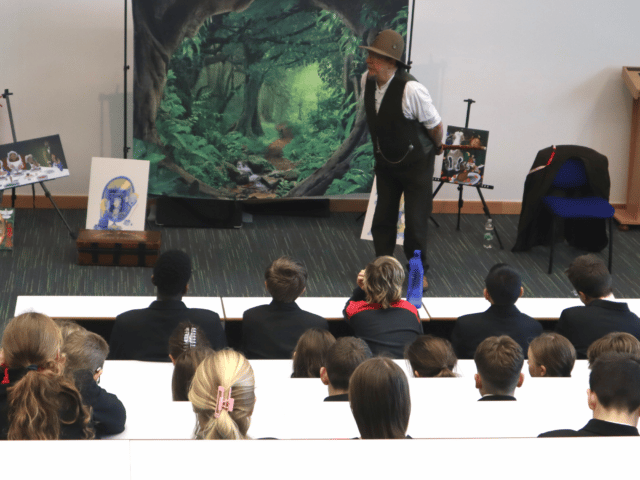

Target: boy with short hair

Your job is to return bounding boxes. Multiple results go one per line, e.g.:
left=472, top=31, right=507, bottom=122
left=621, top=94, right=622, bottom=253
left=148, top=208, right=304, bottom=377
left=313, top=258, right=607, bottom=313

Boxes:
left=320, top=337, right=372, bottom=401
left=109, top=250, right=226, bottom=360
left=451, top=263, right=542, bottom=359
left=242, top=256, right=329, bottom=359
left=474, top=335, right=524, bottom=401
left=63, top=329, right=127, bottom=437
left=539, top=353, right=640, bottom=436
left=557, top=254, right=640, bottom=358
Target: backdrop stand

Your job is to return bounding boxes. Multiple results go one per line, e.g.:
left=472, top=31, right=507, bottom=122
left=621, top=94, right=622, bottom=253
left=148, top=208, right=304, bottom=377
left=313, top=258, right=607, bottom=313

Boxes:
left=1, top=89, right=77, bottom=240
left=123, top=0, right=130, bottom=159
left=432, top=99, right=503, bottom=249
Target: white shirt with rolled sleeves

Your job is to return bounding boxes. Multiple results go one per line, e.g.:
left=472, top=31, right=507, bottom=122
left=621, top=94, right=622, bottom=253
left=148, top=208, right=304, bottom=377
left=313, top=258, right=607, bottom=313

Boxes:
left=361, top=71, right=441, bottom=129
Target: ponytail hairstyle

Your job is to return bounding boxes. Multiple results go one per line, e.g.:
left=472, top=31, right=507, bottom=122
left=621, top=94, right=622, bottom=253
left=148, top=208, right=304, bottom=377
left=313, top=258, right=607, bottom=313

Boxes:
left=169, top=322, right=214, bottom=401
left=172, top=347, right=214, bottom=401
left=291, top=328, right=336, bottom=378
left=188, top=350, right=255, bottom=440
left=405, top=335, right=458, bottom=378
left=2, top=313, right=94, bottom=440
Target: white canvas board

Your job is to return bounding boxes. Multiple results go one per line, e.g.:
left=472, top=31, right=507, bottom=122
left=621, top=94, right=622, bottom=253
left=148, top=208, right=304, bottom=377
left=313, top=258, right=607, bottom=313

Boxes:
left=360, top=176, right=405, bottom=246
left=85, top=157, right=150, bottom=231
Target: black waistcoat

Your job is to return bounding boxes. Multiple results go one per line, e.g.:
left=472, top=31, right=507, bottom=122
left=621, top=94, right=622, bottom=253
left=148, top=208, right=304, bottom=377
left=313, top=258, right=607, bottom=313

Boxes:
left=364, top=70, right=434, bottom=169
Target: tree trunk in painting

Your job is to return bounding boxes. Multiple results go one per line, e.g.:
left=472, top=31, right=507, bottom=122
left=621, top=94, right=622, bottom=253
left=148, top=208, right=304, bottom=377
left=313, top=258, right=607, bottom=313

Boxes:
left=286, top=102, right=369, bottom=197
left=133, top=0, right=255, bottom=143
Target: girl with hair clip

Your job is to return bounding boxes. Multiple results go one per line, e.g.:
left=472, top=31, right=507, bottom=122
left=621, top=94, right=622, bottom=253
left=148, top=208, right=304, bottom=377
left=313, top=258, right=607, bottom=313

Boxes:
left=349, top=357, right=411, bottom=439
left=0, top=312, right=94, bottom=440
left=168, top=321, right=214, bottom=401
left=188, top=349, right=255, bottom=440
left=344, top=256, right=423, bottom=358
left=405, top=335, right=458, bottom=378
left=291, top=328, right=336, bottom=378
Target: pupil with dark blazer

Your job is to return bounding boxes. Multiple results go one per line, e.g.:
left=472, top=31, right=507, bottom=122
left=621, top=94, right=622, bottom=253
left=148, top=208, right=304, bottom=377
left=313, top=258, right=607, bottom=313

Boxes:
left=108, top=250, right=226, bottom=361
left=242, top=256, right=329, bottom=360
left=539, top=352, right=640, bottom=437
left=451, top=263, right=543, bottom=359
left=556, top=254, right=640, bottom=358
left=344, top=256, right=423, bottom=359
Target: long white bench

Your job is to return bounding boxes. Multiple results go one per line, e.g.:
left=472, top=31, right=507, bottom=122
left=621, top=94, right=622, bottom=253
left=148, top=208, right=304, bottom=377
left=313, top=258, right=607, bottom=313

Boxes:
left=4, top=438, right=640, bottom=479
left=16, top=295, right=640, bottom=322
left=100, top=360, right=596, bottom=440
left=14, top=295, right=429, bottom=321
left=13, top=296, right=223, bottom=320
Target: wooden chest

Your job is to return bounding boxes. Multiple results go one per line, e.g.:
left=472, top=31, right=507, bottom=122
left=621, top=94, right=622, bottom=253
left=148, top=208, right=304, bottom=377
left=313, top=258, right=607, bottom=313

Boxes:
left=76, top=230, right=162, bottom=267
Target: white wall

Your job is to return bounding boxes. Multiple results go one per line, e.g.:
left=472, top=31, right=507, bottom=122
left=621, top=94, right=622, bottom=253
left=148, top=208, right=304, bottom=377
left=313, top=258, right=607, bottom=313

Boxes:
left=1, top=0, right=638, bottom=201
left=0, top=0, right=134, bottom=197
left=411, top=0, right=640, bottom=202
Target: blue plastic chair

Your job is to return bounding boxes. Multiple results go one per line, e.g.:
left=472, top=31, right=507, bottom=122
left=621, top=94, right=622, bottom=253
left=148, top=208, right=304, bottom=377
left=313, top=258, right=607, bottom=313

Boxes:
left=541, top=158, right=614, bottom=274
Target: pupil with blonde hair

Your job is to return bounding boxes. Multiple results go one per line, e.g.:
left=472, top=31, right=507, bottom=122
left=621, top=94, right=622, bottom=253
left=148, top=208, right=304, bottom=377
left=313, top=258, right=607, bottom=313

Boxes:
left=188, top=349, right=256, bottom=440
left=343, top=256, right=423, bottom=358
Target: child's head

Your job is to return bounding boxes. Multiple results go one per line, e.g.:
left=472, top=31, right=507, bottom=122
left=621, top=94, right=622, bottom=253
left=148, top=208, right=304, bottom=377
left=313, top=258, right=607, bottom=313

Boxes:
left=587, top=332, right=640, bottom=369
left=484, top=263, right=522, bottom=306
left=349, top=357, right=411, bottom=439
left=152, top=250, right=192, bottom=298
left=1, top=312, right=93, bottom=440
left=405, top=335, right=458, bottom=378
left=474, top=336, right=524, bottom=396
left=169, top=322, right=214, bottom=401
left=3, top=312, right=62, bottom=372
left=172, top=348, right=214, bottom=401
left=320, top=337, right=372, bottom=392
left=54, top=319, right=86, bottom=344
left=265, top=256, right=308, bottom=303
left=363, top=256, right=405, bottom=308
left=62, top=330, right=109, bottom=378
left=291, top=328, right=336, bottom=378
left=189, top=349, right=255, bottom=440
left=589, top=352, right=640, bottom=415
left=565, top=254, right=612, bottom=300
left=168, top=321, right=212, bottom=363
left=527, top=332, right=576, bottom=377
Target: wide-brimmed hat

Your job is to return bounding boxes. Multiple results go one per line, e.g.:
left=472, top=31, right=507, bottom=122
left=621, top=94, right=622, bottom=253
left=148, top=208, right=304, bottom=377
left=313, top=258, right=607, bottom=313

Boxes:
left=360, top=29, right=409, bottom=69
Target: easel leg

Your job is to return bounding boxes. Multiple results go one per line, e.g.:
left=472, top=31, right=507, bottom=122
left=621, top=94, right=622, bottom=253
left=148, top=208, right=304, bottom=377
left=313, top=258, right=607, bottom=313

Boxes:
left=456, top=184, right=464, bottom=231
left=429, top=180, right=446, bottom=228
left=476, top=186, right=504, bottom=249
left=39, top=182, right=77, bottom=240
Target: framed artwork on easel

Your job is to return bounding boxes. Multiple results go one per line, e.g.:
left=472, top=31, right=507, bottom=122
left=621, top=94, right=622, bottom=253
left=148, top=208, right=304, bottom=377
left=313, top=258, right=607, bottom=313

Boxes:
left=440, top=126, right=490, bottom=186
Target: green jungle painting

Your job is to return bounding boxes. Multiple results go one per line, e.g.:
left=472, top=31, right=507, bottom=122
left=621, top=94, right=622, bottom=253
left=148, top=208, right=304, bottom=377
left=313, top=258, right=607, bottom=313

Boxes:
left=133, top=0, right=408, bottom=199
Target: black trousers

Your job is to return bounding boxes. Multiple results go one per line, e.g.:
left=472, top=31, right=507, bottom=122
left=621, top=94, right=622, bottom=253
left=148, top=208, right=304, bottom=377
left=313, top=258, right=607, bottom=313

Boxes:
left=371, top=152, right=435, bottom=272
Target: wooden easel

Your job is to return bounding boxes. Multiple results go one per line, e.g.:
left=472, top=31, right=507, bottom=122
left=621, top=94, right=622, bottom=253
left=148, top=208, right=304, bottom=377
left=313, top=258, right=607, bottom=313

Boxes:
left=614, top=67, right=640, bottom=229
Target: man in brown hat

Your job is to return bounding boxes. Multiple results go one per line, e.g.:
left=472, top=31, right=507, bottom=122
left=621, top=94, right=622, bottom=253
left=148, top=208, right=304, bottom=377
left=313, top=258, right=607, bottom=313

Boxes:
left=361, top=29, right=443, bottom=290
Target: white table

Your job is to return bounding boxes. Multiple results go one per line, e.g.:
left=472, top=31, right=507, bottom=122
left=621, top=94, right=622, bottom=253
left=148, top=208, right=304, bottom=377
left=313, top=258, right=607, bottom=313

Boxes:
left=221, top=296, right=430, bottom=320
left=423, top=297, right=584, bottom=320
left=14, top=296, right=223, bottom=320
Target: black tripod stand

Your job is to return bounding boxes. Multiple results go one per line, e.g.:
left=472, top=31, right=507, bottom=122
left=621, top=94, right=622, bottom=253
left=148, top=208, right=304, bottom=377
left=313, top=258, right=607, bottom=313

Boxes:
left=1, top=89, right=77, bottom=240
left=432, top=99, right=503, bottom=249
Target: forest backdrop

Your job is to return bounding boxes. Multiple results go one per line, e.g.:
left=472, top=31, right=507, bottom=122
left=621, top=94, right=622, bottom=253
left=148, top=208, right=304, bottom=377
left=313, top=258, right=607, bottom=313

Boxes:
left=133, top=0, right=408, bottom=199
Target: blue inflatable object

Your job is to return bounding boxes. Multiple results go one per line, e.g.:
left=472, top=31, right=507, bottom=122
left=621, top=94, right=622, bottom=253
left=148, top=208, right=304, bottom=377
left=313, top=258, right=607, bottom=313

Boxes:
left=406, top=250, right=423, bottom=309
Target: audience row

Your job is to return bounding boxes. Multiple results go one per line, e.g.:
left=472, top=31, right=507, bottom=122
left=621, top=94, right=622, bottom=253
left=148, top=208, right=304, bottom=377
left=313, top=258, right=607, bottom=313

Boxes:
left=108, top=250, right=640, bottom=365
left=2, top=249, right=640, bottom=440
left=3, top=310, right=640, bottom=440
